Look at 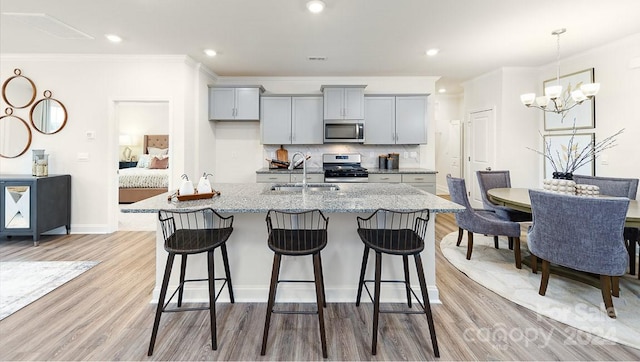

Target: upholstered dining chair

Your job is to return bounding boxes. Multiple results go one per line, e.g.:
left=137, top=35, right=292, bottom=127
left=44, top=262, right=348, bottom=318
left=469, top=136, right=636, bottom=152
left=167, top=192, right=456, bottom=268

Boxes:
left=527, top=190, right=629, bottom=318
left=572, top=174, right=639, bottom=277
left=446, top=175, right=523, bottom=269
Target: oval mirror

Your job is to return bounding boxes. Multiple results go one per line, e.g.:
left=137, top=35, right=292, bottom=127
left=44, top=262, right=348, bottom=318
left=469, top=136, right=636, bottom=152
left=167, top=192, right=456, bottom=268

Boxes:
left=30, top=90, right=67, bottom=134
left=1, top=69, right=37, bottom=109
left=0, top=108, right=32, bottom=158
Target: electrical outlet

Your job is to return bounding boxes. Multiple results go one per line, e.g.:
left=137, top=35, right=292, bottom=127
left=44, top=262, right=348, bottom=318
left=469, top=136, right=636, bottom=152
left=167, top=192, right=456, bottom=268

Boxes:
left=410, top=152, right=417, bottom=158
left=403, top=152, right=409, bottom=158
left=77, top=152, right=89, bottom=161
left=86, top=131, right=96, bottom=140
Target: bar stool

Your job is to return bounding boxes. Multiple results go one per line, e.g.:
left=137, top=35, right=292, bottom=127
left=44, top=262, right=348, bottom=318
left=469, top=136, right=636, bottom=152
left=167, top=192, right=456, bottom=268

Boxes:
left=355, top=208, right=439, bottom=357
left=148, top=208, right=234, bottom=356
left=261, top=209, right=329, bottom=358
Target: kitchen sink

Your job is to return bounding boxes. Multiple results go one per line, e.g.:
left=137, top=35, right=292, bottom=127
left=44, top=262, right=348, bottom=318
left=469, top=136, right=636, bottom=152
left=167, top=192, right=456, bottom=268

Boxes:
left=270, top=183, right=340, bottom=192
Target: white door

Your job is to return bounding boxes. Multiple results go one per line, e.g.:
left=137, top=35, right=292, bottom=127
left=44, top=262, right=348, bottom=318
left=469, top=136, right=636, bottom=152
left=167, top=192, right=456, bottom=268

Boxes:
left=448, top=120, right=462, bottom=178
left=467, top=109, right=495, bottom=208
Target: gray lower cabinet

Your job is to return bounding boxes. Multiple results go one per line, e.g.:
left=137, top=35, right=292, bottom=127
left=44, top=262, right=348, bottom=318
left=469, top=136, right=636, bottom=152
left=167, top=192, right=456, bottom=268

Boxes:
left=0, top=174, right=71, bottom=246
left=256, top=173, right=324, bottom=183
left=364, top=95, right=428, bottom=144
left=261, top=96, right=323, bottom=144
left=369, top=173, right=436, bottom=194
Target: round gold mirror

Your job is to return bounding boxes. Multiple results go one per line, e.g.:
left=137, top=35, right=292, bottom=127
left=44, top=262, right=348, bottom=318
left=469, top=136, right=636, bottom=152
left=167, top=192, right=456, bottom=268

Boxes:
left=2, top=69, right=37, bottom=109
left=30, top=90, right=67, bottom=134
left=0, top=107, right=32, bottom=158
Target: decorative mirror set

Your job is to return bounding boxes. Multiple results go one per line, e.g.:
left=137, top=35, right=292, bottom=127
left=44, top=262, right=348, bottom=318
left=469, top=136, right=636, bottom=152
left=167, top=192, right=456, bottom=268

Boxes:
left=0, top=68, right=68, bottom=158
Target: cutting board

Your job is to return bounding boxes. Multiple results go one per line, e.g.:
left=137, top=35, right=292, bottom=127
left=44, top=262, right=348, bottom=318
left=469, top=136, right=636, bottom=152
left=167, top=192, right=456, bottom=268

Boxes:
left=276, top=145, right=288, bottom=162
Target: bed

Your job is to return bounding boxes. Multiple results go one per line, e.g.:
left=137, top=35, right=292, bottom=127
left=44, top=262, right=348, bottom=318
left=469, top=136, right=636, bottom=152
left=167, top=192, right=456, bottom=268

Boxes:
left=118, top=134, right=169, bottom=203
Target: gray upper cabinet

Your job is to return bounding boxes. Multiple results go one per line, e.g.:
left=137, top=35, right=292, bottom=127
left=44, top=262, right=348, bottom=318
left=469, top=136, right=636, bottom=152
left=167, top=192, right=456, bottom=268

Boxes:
left=321, top=85, right=365, bottom=120
left=261, top=96, right=323, bottom=144
left=364, top=95, right=428, bottom=145
left=209, top=85, right=264, bottom=120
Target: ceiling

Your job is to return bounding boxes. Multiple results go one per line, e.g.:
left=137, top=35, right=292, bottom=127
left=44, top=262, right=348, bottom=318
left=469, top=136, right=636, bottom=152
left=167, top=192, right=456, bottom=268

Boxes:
left=2, top=0, right=640, bottom=94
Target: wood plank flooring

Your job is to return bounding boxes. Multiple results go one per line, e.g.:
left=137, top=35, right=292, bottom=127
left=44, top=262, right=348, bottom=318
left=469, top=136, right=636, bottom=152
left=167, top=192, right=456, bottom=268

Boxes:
left=1, top=213, right=639, bottom=360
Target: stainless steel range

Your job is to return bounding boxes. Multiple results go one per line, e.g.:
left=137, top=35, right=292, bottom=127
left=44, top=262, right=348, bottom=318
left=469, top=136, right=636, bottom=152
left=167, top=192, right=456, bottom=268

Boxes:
left=323, top=153, right=369, bottom=183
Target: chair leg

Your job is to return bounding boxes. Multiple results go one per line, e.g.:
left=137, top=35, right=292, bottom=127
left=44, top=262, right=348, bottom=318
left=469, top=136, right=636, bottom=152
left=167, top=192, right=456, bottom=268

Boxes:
left=403, top=255, right=412, bottom=308
left=356, top=246, right=370, bottom=306
left=414, top=254, right=440, bottom=358
left=611, top=276, right=620, bottom=298
left=456, top=228, right=463, bottom=246
left=178, top=254, right=187, bottom=307
left=512, top=237, right=522, bottom=269
left=261, top=253, right=282, bottom=356
left=220, top=243, right=235, bottom=303
left=313, top=253, right=328, bottom=358
left=466, top=232, right=474, bottom=260
left=318, top=252, right=327, bottom=308
left=599, top=275, right=616, bottom=318
left=627, top=238, right=636, bottom=275
left=493, top=236, right=499, bottom=249
left=207, top=250, right=218, bottom=350
left=539, top=259, right=550, bottom=296
left=371, top=251, right=382, bottom=355
left=148, top=253, right=175, bottom=356
left=530, top=254, right=538, bottom=274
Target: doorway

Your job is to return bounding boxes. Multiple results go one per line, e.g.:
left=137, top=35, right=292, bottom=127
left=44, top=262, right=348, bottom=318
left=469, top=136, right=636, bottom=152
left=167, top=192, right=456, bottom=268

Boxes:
left=465, top=108, right=496, bottom=208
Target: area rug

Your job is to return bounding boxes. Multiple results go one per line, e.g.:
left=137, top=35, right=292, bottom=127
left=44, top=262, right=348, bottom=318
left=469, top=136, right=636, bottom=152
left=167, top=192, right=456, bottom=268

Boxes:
left=440, top=232, right=640, bottom=350
left=0, top=261, right=99, bottom=320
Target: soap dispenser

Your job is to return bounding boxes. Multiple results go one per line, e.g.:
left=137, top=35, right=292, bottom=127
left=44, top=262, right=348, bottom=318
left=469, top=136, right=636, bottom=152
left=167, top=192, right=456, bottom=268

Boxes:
left=178, top=174, right=195, bottom=195
left=197, top=173, right=213, bottom=194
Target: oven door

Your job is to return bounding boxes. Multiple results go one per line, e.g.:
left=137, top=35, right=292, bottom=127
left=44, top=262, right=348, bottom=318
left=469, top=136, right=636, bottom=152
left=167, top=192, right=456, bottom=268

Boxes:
left=324, top=122, right=364, bottom=143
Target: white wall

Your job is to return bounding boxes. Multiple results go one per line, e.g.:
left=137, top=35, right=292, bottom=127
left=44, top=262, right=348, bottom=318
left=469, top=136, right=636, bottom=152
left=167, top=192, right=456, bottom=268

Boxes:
left=0, top=55, right=215, bottom=233
left=434, top=94, right=463, bottom=194
left=209, top=76, right=438, bottom=183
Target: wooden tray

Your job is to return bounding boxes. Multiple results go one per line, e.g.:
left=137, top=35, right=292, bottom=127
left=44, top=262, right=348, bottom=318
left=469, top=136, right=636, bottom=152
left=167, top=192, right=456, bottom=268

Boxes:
left=168, top=190, right=221, bottom=201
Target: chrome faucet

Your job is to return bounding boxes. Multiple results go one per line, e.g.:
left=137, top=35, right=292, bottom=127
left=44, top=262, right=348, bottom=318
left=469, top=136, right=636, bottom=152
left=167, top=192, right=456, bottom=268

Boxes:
left=289, top=152, right=308, bottom=187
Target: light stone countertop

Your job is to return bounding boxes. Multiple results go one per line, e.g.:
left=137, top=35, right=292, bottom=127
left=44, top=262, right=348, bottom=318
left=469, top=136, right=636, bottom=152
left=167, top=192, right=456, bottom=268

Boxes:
left=367, top=168, right=437, bottom=174
left=256, top=167, right=324, bottom=174
left=255, top=167, right=435, bottom=174
left=121, top=182, right=464, bottom=214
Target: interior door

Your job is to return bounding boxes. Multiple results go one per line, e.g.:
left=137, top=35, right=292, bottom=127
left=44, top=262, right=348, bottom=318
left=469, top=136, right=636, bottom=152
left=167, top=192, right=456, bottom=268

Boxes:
left=468, top=109, right=495, bottom=208
left=448, top=120, right=462, bottom=178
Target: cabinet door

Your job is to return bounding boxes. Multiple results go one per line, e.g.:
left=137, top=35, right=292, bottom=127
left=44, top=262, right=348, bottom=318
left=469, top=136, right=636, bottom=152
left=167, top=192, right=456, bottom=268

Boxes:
left=1, top=181, right=32, bottom=231
left=209, top=88, right=236, bottom=120
left=292, top=97, right=323, bottom=144
left=323, top=88, right=345, bottom=120
left=395, top=96, right=427, bottom=144
left=261, top=97, right=292, bottom=144
left=344, top=87, right=365, bottom=119
left=235, top=88, right=261, bottom=120
left=364, top=97, right=396, bottom=144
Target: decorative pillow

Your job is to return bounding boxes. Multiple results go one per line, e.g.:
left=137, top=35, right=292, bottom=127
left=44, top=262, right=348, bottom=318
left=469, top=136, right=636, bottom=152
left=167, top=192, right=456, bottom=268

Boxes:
left=147, top=147, right=169, bottom=156
left=136, top=154, right=153, bottom=168
left=149, top=156, right=169, bottom=169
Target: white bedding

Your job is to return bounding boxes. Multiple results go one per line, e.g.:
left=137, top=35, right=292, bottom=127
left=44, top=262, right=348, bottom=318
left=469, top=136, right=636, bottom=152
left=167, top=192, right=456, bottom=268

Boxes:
left=119, top=168, right=168, bottom=188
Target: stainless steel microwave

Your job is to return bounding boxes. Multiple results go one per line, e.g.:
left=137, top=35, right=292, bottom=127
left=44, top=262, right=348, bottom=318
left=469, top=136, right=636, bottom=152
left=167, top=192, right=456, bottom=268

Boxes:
left=324, top=121, right=364, bottom=143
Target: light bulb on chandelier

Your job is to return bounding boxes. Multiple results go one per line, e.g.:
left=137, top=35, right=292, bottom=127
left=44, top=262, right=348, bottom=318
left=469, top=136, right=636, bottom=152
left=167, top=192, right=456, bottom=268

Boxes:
left=520, top=28, right=600, bottom=114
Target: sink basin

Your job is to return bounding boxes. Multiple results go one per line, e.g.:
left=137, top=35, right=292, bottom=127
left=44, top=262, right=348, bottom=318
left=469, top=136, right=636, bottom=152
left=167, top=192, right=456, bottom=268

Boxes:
left=271, top=183, right=340, bottom=192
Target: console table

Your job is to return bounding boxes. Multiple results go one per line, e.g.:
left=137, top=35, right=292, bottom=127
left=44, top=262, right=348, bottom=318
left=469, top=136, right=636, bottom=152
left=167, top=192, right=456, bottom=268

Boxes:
left=0, top=174, right=71, bottom=246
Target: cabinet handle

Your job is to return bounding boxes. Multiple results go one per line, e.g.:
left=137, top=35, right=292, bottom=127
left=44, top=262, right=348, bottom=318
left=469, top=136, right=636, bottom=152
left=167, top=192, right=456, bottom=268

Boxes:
left=381, top=177, right=389, bottom=180
left=414, top=177, right=424, bottom=181
left=268, top=177, right=277, bottom=180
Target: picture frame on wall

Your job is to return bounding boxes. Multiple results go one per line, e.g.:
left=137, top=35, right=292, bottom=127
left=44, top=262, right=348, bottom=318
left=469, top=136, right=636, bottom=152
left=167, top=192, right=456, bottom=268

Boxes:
left=544, top=68, right=595, bottom=131
left=542, top=132, right=595, bottom=179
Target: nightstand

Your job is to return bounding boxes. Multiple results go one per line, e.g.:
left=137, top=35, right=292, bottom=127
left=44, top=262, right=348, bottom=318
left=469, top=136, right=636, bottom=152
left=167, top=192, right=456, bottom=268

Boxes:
left=119, top=161, right=137, bottom=169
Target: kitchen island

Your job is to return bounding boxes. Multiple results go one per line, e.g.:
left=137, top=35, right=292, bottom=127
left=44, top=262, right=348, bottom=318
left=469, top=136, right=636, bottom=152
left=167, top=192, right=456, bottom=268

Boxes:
left=122, top=182, right=464, bottom=304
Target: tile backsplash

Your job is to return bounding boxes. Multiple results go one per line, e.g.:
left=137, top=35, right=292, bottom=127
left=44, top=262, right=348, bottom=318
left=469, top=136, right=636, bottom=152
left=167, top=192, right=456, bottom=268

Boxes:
left=263, top=144, right=421, bottom=169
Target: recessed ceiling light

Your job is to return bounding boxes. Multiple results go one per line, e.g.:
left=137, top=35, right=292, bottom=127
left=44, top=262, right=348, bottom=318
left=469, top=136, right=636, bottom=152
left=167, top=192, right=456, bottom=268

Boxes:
left=204, top=49, right=217, bottom=57
left=438, top=88, right=447, bottom=93
left=306, top=0, right=325, bottom=13
left=426, top=48, right=439, bottom=56
left=105, top=34, right=122, bottom=43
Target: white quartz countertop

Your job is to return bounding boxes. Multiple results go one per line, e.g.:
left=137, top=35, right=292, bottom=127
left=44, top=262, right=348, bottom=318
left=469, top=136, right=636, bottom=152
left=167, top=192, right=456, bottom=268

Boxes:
left=121, top=182, right=464, bottom=214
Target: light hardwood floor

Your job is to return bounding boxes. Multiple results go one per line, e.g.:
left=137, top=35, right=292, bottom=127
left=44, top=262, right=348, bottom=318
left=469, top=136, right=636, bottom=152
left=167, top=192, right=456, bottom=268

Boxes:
left=1, top=213, right=639, bottom=361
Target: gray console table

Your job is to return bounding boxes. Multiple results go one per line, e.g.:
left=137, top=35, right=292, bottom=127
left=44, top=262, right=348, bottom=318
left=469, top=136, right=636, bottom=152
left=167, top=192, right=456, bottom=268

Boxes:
left=0, top=174, right=71, bottom=246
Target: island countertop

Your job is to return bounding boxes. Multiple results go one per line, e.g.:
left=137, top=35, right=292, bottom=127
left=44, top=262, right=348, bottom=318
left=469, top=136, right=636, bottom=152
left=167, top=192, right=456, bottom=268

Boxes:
left=121, top=182, right=464, bottom=214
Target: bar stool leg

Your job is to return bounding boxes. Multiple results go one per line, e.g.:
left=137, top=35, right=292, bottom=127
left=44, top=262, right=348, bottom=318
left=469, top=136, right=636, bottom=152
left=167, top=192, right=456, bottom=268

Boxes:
left=178, top=254, right=187, bottom=307
left=403, top=255, right=412, bottom=308
left=318, top=252, right=327, bottom=308
left=313, top=252, right=328, bottom=358
left=207, top=250, right=218, bottom=350
left=148, top=252, right=175, bottom=356
left=261, top=253, right=282, bottom=356
left=414, top=254, right=440, bottom=358
left=220, top=244, right=235, bottom=303
left=371, top=251, right=382, bottom=355
left=355, top=246, right=370, bottom=306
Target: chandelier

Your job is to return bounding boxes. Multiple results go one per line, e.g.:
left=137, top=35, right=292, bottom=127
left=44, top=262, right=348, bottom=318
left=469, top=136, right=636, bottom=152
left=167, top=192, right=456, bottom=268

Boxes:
left=520, top=28, right=600, bottom=114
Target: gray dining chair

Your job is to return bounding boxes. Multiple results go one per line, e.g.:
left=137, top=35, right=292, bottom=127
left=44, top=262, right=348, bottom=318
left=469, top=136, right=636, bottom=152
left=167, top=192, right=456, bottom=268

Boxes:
left=527, top=190, right=629, bottom=318
left=446, top=175, right=523, bottom=269
left=572, top=174, right=639, bottom=277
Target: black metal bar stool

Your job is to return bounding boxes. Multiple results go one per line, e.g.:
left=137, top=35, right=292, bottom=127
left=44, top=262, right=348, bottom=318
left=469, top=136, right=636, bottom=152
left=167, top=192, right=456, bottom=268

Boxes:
left=148, top=208, right=234, bottom=356
left=355, top=208, right=439, bottom=357
left=261, top=209, right=329, bottom=358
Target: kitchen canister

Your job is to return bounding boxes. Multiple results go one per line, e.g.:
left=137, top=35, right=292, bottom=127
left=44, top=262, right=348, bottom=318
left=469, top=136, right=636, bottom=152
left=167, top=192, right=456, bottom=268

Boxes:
left=378, top=155, right=388, bottom=169
left=387, top=153, right=399, bottom=169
